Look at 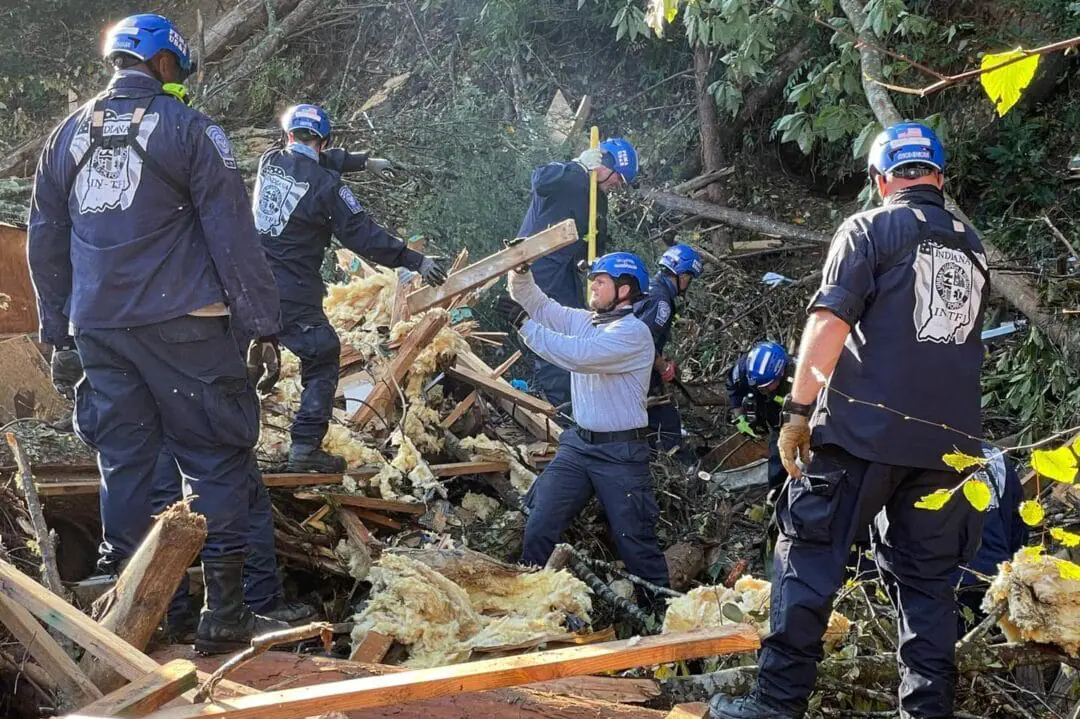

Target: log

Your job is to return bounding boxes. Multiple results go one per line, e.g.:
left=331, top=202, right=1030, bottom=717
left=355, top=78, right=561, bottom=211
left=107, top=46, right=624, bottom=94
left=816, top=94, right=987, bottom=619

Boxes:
left=294, top=491, right=425, bottom=514
left=76, top=659, right=197, bottom=718
left=81, top=502, right=207, bottom=693
left=202, top=0, right=302, bottom=63
left=0, top=593, right=102, bottom=707
left=406, top=220, right=579, bottom=314
left=6, top=433, right=65, bottom=598
left=445, top=365, right=555, bottom=416
left=140, top=626, right=760, bottom=719
left=441, top=350, right=521, bottom=430
left=349, top=312, right=448, bottom=428
left=457, top=351, right=562, bottom=441
left=0, top=336, right=70, bottom=423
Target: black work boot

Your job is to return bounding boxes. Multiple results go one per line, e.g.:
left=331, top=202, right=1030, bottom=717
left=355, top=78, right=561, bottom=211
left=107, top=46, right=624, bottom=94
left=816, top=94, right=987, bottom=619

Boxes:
left=710, top=693, right=804, bottom=719
left=195, top=555, right=289, bottom=655
left=260, top=599, right=317, bottom=626
left=287, top=443, right=347, bottom=474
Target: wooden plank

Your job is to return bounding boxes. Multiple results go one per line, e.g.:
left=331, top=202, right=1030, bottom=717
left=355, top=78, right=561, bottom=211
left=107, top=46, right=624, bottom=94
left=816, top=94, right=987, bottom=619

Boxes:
left=34, top=469, right=384, bottom=496
left=294, top=491, right=425, bottom=515
left=445, top=364, right=554, bottom=416
left=339, top=509, right=382, bottom=548
left=347, top=508, right=402, bottom=530
left=77, top=659, right=197, bottom=718
left=432, top=461, right=510, bottom=477
left=0, top=593, right=102, bottom=706
left=349, top=631, right=394, bottom=664
left=350, top=312, right=448, bottom=428
left=528, top=676, right=660, bottom=704
left=664, top=703, right=709, bottom=719
left=0, top=224, right=38, bottom=334
left=406, top=220, right=578, bottom=315
left=141, top=626, right=758, bottom=719
left=458, top=351, right=562, bottom=442
left=440, top=350, right=521, bottom=430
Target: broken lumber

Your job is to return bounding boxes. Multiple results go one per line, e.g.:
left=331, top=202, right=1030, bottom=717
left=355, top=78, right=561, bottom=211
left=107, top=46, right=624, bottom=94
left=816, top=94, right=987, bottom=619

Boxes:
left=338, top=508, right=383, bottom=549
left=0, top=593, right=102, bottom=707
left=665, top=703, right=709, bottom=719
left=346, top=508, right=402, bottom=531
left=33, top=468, right=385, bottom=496
left=457, top=351, right=562, bottom=441
left=350, top=311, right=448, bottom=428
left=445, top=364, right=555, bottom=416
left=406, top=220, right=578, bottom=314
left=529, top=675, right=661, bottom=704
left=142, top=626, right=758, bottom=719
left=0, top=335, right=70, bottom=423
left=441, top=350, right=521, bottom=429
left=294, top=491, right=425, bottom=514
left=0, top=223, right=38, bottom=333
left=349, top=631, right=394, bottom=664
left=432, top=461, right=510, bottom=477
left=76, top=659, right=197, bottom=718
left=81, top=501, right=207, bottom=693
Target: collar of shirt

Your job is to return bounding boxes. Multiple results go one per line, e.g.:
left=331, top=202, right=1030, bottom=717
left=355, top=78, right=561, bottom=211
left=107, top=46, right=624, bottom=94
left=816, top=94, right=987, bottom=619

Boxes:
left=653, top=271, right=677, bottom=300
left=105, top=70, right=162, bottom=96
left=287, top=142, right=320, bottom=161
left=885, top=185, right=946, bottom=209
left=591, top=305, right=634, bottom=326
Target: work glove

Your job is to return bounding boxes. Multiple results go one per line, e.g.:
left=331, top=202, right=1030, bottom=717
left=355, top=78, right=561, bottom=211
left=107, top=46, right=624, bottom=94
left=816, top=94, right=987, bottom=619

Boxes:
left=50, top=342, right=83, bottom=400
left=246, top=336, right=281, bottom=395
left=575, top=147, right=605, bottom=171
left=733, top=415, right=759, bottom=439
left=418, top=256, right=448, bottom=286
left=497, top=295, right=528, bottom=329
left=659, top=358, right=677, bottom=384
left=778, top=414, right=812, bottom=479
left=364, top=157, right=394, bottom=179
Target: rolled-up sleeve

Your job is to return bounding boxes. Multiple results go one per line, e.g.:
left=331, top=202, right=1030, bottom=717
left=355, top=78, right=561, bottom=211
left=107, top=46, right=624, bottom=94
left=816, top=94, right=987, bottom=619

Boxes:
left=807, top=219, right=876, bottom=327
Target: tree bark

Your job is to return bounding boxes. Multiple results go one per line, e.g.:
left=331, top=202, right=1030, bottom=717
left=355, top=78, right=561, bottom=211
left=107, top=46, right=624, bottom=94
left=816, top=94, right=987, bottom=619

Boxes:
left=838, top=0, right=1076, bottom=353
left=693, top=45, right=731, bottom=253
left=202, top=0, right=303, bottom=64
left=733, top=36, right=814, bottom=136
left=0, top=137, right=45, bottom=180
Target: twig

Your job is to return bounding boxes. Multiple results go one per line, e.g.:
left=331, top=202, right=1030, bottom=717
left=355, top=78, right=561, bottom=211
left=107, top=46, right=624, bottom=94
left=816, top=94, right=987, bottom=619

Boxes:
left=193, top=622, right=334, bottom=701
left=5, top=433, right=65, bottom=599
left=975, top=674, right=1038, bottom=719
left=564, top=545, right=683, bottom=598
left=1042, top=215, right=1080, bottom=261
left=817, top=677, right=896, bottom=707
left=956, top=601, right=1007, bottom=654
left=554, top=550, right=653, bottom=629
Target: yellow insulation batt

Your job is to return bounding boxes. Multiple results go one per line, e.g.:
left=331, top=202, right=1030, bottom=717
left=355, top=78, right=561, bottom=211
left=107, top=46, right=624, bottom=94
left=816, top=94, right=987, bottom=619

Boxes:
left=352, top=553, right=591, bottom=667
left=459, top=434, right=537, bottom=494
left=984, top=548, right=1080, bottom=656
left=663, top=576, right=852, bottom=652
left=460, top=491, right=502, bottom=521
left=324, top=270, right=397, bottom=328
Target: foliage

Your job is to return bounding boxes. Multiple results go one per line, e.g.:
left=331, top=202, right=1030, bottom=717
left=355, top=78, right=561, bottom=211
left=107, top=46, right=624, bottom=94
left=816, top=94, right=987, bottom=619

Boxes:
left=979, top=50, right=1041, bottom=117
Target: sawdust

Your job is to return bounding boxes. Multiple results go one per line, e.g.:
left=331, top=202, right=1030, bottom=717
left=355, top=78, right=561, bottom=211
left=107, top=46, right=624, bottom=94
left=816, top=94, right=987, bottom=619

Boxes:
left=461, top=492, right=501, bottom=521
left=663, top=576, right=851, bottom=652
left=985, top=548, right=1080, bottom=656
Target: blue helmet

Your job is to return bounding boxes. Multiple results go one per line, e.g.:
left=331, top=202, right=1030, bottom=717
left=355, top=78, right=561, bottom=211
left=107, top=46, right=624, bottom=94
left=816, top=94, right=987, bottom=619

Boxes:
left=589, top=252, right=650, bottom=296
left=104, top=14, right=192, bottom=76
left=659, top=244, right=703, bottom=278
left=867, top=122, right=945, bottom=177
left=282, top=104, right=332, bottom=139
left=746, top=341, right=787, bottom=387
left=599, top=138, right=639, bottom=184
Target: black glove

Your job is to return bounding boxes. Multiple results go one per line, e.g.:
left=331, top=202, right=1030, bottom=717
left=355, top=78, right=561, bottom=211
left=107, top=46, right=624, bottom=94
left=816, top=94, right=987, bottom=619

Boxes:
left=50, top=341, right=83, bottom=400
left=418, top=256, right=448, bottom=286
left=246, top=336, right=281, bottom=395
left=497, top=295, right=528, bottom=328
left=364, top=157, right=394, bottom=179
left=504, top=236, right=530, bottom=273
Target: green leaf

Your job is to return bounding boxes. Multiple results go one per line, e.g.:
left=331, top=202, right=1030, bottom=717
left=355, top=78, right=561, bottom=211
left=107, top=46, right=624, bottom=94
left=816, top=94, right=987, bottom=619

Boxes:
left=721, top=602, right=745, bottom=623
left=980, top=49, right=1040, bottom=117
left=852, top=120, right=882, bottom=159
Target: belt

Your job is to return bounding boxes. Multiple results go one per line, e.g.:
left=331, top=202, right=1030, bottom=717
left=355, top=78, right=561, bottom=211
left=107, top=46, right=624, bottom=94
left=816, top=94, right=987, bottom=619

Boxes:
left=576, top=427, right=649, bottom=444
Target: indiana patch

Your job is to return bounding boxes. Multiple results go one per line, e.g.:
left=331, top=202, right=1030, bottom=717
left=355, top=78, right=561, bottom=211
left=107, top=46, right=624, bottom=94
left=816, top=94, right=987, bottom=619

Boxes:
left=339, top=185, right=363, bottom=214
left=205, top=125, right=237, bottom=170
left=655, top=300, right=671, bottom=326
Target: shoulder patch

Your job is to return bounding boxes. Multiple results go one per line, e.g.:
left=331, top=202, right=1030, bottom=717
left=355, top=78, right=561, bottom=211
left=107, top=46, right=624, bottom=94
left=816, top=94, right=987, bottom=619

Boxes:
left=338, top=185, right=363, bottom=214
left=205, top=125, right=237, bottom=170
left=655, top=300, right=671, bottom=326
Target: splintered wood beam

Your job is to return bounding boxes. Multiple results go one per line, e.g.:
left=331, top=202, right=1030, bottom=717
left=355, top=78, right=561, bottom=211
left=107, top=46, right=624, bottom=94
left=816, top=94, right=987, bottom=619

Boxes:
left=431, top=461, right=509, bottom=477
left=440, top=350, right=521, bottom=430
left=34, top=469, right=385, bottom=496
left=348, top=631, right=394, bottom=664
left=346, top=508, right=402, bottom=530
left=665, top=703, right=710, bottom=719
left=76, top=659, right=197, bottom=718
left=349, top=312, right=448, bottom=428
left=0, top=593, right=102, bottom=706
left=141, top=626, right=759, bottom=719
left=405, top=220, right=578, bottom=314
left=293, top=491, right=425, bottom=515
left=457, top=351, right=562, bottom=442
left=445, top=364, right=555, bottom=417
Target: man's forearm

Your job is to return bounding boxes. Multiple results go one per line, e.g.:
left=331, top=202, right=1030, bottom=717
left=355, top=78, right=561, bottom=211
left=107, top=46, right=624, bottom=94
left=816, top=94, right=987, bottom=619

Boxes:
left=789, top=309, right=851, bottom=405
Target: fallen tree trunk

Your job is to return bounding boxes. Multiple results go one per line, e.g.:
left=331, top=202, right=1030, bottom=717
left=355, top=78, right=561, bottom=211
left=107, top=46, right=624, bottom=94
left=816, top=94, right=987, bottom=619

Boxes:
left=0, top=137, right=45, bottom=179
left=202, top=0, right=303, bottom=63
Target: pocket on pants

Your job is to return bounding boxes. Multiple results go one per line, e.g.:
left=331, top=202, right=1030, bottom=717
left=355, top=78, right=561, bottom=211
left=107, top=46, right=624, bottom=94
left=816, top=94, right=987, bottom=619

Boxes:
left=200, top=374, right=259, bottom=449
left=73, top=378, right=99, bottom=450
left=777, top=469, right=847, bottom=544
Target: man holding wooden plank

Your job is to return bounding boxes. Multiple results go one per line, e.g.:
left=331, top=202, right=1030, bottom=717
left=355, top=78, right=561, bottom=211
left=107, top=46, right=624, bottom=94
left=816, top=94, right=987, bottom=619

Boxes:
left=499, top=251, right=670, bottom=596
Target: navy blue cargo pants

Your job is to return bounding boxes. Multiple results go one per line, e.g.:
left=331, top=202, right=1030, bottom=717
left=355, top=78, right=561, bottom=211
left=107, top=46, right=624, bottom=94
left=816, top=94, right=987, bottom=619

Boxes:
left=73, top=315, right=258, bottom=571
left=277, top=302, right=340, bottom=447
left=521, top=428, right=670, bottom=588
left=756, top=444, right=983, bottom=718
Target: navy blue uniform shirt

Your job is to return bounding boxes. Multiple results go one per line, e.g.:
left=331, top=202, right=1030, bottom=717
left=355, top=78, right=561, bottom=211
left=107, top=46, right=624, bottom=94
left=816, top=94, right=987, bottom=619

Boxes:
left=634, top=271, right=678, bottom=394
left=253, top=144, right=424, bottom=307
left=28, top=71, right=280, bottom=344
left=808, top=186, right=989, bottom=469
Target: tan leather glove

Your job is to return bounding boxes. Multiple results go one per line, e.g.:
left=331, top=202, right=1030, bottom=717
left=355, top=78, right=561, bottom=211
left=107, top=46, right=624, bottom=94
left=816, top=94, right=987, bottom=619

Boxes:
left=778, top=414, right=812, bottom=479
left=246, top=337, right=281, bottom=395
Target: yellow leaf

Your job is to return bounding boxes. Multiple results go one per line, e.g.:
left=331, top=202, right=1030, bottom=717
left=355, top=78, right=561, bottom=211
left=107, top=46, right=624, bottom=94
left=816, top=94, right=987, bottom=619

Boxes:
left=1019, top=545, right=1044, bottom=560
left=980, top=50, right=1040, bottom=117
left=1051, top=527, right=1080, bottom=548
left=646, top=0, right=679, bottom=36
left=1056, top=558, right=1080, bottom=581
left=942, top=450, right=987, bottom=473
left=1031, top=445, right=1078, bottom=484
left=1018, top=500, right=1045, bottom=527
left=914, top=488, right=953, bottom=510
left=962, top=479, right=992, bottom=511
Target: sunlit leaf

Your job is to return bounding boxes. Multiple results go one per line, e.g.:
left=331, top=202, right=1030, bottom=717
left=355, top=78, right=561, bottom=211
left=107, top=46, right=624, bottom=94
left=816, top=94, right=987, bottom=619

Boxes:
left=980, top=49, right=1040, bottom=117
left=645, top=0, right=679, bottom=36
left=1051, top=527, right=1080, bottom=548
left=1056, top=558, right=1080, bottom=581
left=1031, top=444, right=1078, bottom=484
left=1018, top=500, right=1045, bottom=527
left=914, top=489, right=953, bottom=510
left=1019, top=545, right=1044, bottom=560
left=943, top=450, right=987, bottom=473
left=962, top=479, right=991, bottom=511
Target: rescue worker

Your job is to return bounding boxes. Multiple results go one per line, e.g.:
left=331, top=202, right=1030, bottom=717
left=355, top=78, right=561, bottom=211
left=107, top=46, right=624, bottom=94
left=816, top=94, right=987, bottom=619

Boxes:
left=29, top=14, right=288, bottom=654
left=517, top=139, right=639, bottom=416
left=252, top=103, right=448, bottom=473
left=709, top=121, right=989, bottom=718
left=724, top=341, right=793, bottom=493
left=633, top=243, right=703, bottom=464
left=499, top=251, right=670, bottom=593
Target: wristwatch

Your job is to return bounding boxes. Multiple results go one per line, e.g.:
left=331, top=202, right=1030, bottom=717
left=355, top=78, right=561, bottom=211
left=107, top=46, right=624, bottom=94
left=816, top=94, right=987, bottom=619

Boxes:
left=781, top=396, right=814, bottom=419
